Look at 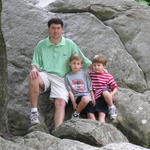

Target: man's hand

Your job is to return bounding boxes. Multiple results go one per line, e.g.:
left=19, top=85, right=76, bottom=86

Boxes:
left=29, top=67, right=39, bottom=80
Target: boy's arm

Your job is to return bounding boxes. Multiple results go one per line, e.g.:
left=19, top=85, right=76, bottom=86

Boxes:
left=90, top=91, right=96, bottom=106
left=64, top=76, right=77, bottom=110
left=108, top=74, right=119, bottom=97
left=85, top=71, right=96, bottom=105
left=110, top=87, right=118, bottom=97
left=68, top=91, right=77, bottom=110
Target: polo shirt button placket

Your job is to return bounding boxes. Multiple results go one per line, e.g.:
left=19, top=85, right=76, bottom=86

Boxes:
left=53, top=48, right=57, bottom=68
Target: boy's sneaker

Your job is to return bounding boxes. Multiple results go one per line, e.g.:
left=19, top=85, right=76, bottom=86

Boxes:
left=30, top=111, right=40, bottom=125
left=72, top=113, right=80, bottom=119
left=109, top=105, right=117, bottom=120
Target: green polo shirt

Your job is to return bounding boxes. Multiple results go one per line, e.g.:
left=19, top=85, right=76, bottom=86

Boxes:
left=32, top=36, right=91, bottom=77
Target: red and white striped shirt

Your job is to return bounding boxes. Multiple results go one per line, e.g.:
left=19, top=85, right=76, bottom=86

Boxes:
left=89, top=72, right=119, bottom=100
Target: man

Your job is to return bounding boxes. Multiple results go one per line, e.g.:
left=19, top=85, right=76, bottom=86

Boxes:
left=29, top=18, right=91, bottom=129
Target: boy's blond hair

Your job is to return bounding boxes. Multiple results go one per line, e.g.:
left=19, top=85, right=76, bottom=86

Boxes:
left=69, top=53, right=84, bottom=64
left=92, top=55, right=107, bottom=66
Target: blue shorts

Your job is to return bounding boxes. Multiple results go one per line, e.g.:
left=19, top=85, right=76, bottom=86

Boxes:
left=95, top=96, right=108, bottom=115
left=86, top=95, right=109, bottom=115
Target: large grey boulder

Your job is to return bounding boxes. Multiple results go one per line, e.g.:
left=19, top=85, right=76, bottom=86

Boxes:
left=115, top=88, right=150, bottom=146
left=101, top=142, right=150, bottom=150
left=22, top=131, right=102, bottom=150
left=20, top=131, right=150, bottom=150
left=0, top=0, right=8, bottom=134
left=105, top=8, right=150, bottom=89
left=1, top=0, right=150, bottom=149
left=0, top=136, right=34, bottom=150
left=52, top=119, right=128, bottom=146
left=48, top=0, right=143, bottom=20
left=0, top=131, right=149, bottom=150
left=20, top=131, right=59, bottom=150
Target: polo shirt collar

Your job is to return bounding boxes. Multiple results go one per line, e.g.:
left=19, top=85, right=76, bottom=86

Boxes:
left=46, top=36, right=65, bottom=46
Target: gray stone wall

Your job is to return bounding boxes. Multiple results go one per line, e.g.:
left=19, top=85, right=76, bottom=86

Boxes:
left=0, top=0, right=7, bottom=134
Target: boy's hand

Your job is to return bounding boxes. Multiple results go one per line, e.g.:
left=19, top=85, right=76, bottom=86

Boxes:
left=92, top=99, right=96, bottom=106
left=72, top=102, right=77, bottom=110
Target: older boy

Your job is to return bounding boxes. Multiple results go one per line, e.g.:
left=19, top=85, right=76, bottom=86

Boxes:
left=65, top=54, right=95, bottom=118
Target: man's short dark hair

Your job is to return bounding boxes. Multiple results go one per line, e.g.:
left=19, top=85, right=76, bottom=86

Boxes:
left=48, top=18, right=63, bottom=28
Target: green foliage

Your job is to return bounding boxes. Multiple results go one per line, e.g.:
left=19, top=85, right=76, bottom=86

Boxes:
left=135, top=0, right=150, bottom=5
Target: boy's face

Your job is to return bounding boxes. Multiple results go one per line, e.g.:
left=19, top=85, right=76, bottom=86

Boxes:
left=70, top=59, right=82, bottom=73
left=92, top=62, right=105, bottom=73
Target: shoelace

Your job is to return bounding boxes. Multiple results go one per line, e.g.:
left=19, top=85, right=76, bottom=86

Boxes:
left=31, top=112, right=38, bottom=121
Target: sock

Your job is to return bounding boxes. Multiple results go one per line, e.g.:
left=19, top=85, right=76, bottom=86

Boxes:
left=74, top=111, right=80, bottom=115
left=109, top=104, right=115, bottom=109
left=31, top=108, right=38, bottom=113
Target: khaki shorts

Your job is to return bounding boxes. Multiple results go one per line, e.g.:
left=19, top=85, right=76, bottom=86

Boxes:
left=39, top=72, right=68, bottom=103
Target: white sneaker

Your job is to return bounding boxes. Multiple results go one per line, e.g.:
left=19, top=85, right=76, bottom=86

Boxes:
left=30, top=112, right=40, bottom=125
left=72, top=113, right=80, bottom=119
left=109, top=105, right=117, bottom=120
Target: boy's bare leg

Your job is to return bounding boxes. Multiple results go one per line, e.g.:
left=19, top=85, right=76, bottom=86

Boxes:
left=76, top=96, right=90, bottom=113
left=102, top=91, right=117, bottom=119
left=98, top=112, right=106, bottom=123
left=87, top=113, right=96, bottom=120
left=102, top=91, right=113, bottom=106
left=54, top=99, right=66, bottom=129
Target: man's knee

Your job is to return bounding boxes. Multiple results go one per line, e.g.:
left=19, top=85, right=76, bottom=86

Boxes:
left=55, top=99, right=66, bottom=108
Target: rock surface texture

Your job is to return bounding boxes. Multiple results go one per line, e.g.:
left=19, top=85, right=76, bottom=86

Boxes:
left=1, top=0, right=150, bottom=149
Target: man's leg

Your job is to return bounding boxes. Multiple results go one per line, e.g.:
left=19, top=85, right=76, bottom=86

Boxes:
left=29, top=75, right=44, bottom=124
left=54, top=98, right=66, bottom=129
left=29, top=75, right=44, bottom=108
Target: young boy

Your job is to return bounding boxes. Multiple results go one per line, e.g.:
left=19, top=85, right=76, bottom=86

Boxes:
left=65, top=53, right=95, bottom=118
left=88, top=55, right=119, bottom=122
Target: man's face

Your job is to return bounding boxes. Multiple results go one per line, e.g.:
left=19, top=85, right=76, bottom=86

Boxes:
left=48, top=23, right=63, bottom=40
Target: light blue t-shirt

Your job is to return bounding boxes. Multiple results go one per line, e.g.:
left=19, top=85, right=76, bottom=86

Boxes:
left=65, top=69, right=92, bottom=99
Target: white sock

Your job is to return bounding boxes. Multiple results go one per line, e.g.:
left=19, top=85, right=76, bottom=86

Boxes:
left=31, top=108, right=38, bottom=113
left=109, top=105, right=115, bottom=109
left=74, top=111, right=80, bottom=115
